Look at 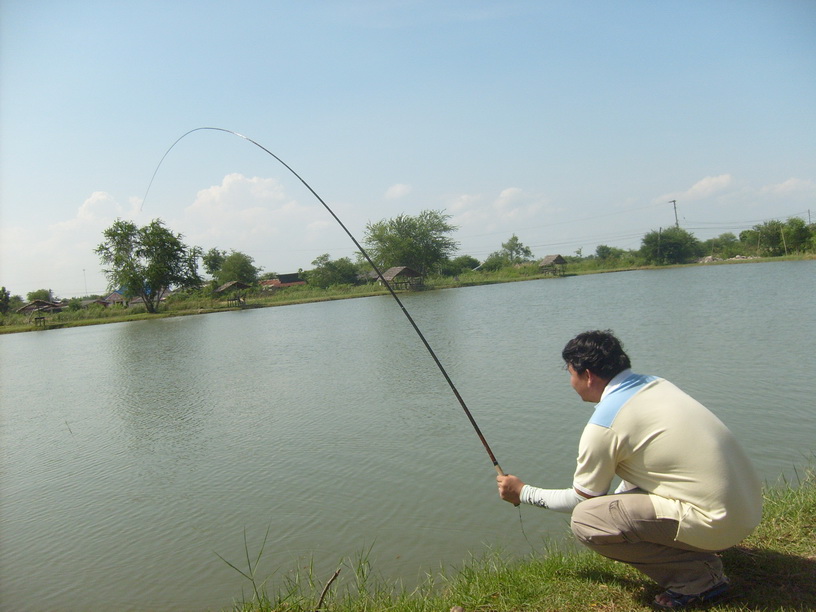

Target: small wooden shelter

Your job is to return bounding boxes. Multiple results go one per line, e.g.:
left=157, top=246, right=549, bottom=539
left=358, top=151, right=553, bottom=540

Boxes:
left=16, top=300, right=64, bottom=314
left=215, top=281, right=251, bottom=293
left=216, top=281, right=251, bottom=307
left=379, top=266, right=423, bottom=290
left=538, top=254, right=567, bottom=276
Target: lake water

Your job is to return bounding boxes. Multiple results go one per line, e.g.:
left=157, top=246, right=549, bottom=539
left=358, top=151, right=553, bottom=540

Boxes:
left=1, top=261, right=814, bottom=611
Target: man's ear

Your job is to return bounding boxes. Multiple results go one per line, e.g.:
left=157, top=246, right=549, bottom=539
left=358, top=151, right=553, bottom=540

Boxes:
left=585, top=369, right=610, bottom=397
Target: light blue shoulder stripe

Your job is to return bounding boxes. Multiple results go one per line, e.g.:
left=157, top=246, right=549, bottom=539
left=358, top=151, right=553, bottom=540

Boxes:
left=588, top=374, right=659, bottom=428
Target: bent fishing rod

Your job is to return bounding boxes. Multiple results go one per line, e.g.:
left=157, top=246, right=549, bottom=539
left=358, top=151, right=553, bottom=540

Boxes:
left=143, top=127, right=506, bottom=476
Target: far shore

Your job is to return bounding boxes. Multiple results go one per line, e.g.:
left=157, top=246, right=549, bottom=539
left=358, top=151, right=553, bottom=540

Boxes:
left=2, top=255, right=812, bottom=336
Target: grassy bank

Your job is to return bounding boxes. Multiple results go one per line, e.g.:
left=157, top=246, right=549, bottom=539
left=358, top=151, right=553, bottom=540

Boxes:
left=228, top=467, right=815, bottom=611
left=4, top=256, right=812, bottom=335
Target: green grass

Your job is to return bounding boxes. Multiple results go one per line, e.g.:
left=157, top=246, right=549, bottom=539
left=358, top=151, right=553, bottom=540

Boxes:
left=225, top=467, right=815, bottom=611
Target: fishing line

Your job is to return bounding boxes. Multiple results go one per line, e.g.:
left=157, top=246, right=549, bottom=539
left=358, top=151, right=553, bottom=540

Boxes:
left=142, top=127, right=506, bottom=476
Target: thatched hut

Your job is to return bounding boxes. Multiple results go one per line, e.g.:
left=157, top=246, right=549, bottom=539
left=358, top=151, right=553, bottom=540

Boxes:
left=538, top=254, right=567, bottom=276
left=215, top=281, right=251, bottom=293
left=379, top=266, right=423, bottom=290
left=16, top=300, right=64, bottom=314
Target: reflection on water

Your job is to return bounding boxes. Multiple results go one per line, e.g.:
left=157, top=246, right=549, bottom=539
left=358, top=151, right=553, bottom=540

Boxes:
left=1, top=261, right=813, bottom=611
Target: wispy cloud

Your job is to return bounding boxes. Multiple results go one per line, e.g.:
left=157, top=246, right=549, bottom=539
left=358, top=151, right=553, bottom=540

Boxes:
left=657, top=174, right=734, bottom=204
left=385, top=183, right=412, bottom=200
left=448, top=187, right=548, bottom=233
left=0, top=191, right=132, bottom=297
left=760, top=177, right=815, bottom=197
left=182, top=173, right=339, bottom=271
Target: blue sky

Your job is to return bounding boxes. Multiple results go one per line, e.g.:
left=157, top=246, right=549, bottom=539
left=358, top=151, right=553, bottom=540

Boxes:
left=1, top=1, right=814, bottom=299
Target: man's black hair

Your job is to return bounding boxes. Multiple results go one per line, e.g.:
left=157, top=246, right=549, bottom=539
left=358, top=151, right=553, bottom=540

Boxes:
left=562, top=330, right=632, bottom=379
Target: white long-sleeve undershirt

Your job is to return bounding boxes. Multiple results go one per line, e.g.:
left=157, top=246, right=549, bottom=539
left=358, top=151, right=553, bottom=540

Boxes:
left=519, top=485, right=585, bottom=513
left=520, top=479, right=637, bottom=513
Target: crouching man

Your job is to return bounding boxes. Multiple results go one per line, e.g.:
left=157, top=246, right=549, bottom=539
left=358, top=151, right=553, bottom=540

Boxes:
left=497, top=330, right=762, bottom=609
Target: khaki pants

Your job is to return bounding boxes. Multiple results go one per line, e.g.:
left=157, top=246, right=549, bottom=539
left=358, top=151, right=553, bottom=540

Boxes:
left=570, top=492, right=725, bottom=595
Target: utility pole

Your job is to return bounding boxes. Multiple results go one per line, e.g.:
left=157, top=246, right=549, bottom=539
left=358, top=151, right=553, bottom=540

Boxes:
left=668, top=200, right=679, bottom=228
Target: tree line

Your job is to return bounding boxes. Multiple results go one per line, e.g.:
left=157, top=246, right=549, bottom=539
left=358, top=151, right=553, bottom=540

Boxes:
left=1, top=212, right=813, bottom=316
left=596, top=216, right=814, bottom=267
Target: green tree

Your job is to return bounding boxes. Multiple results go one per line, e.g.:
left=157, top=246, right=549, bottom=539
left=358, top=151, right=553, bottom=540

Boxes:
left=782, top=217, right=812, bottom=253
left=739, top=229, right=760, bottom=255
left=701, top=232, right=741, bottom=259
left=26, top=288, right=54, bottom=302
left=95, top=218, right=202, bottom=313
left=439, top=254, right=480, bottom=276
left=481, top=234, right=534, bottom=271
left=0, top=287, right=10, bottom=314
left=595, top=244, right=626, bottom=261
left=202, top=248, right=227, bottom=276
left=500, top=234, right=533, bottom=263
left=753, top=220, right=786, bottom=256
left=216, top=251, right=259, bottom=286
left=480, top=252, right=507, bottom=271
left=744, top=218, right=813, bottom=257
left=363, top=209, right=459, bottom=276
left=306, top=254, right=359, bottom=288
left=640, top=227, right=702, bottom=265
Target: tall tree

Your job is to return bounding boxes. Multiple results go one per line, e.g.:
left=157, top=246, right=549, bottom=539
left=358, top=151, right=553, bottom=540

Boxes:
left=215, top=250, right=259, bottom=285
left=95, top=219, right=202, bottom=313
left=0, top=287, right=10, bottom=314
left=482, top=234, right=534, bottom=270
left=202, top=248, right=227, bottom=277
left=500, top=234, right=533, bottom=263
left=640, top=227, right=702, bottom=265
left=481, top=235, right=534, bottom=271
left=306, top=254, right=359, bottom=288
left=363, top=209, right=459, bottom=275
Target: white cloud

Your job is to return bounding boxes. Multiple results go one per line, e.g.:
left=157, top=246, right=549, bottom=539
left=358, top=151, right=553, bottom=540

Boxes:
left=493, top=187, right=529, bottom=218
left=76, top=191, right=123, bottom=221
left=447, top=187, right=549, bottom=240
left=657, top=174, right=734, bottom=204
left=182, top=173, right=344, bottom=272
left=185, top=173, right=303, bottom=241
left=449, top=193, right=480, bottom=213
left=0, top=191, right=128, bottom=298
left=659, top=174, right=816, bottom=212
left=687, top=174, right=733, bottom=199
left=760, top=177, right=816, bottom=197
left=385, top=183, right=412, bottom=200
left=0, top=175, right=354, bottom=297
